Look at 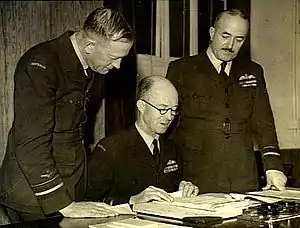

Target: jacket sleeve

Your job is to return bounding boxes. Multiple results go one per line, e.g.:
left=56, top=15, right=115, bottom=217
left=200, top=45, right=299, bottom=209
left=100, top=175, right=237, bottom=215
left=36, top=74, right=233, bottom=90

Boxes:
left=13, top=57, right=72, bottom=214
left=86, top=140, right=114, bottom=203
left=250, top=64, right=283, bottom=172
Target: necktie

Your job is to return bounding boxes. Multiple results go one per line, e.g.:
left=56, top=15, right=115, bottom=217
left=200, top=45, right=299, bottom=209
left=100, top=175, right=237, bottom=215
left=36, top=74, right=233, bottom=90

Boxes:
left=219, top=61, right=228, bottom=77
left=85, top=67, right=94, bottom=79
left=152, top=139, right=160, bottom=166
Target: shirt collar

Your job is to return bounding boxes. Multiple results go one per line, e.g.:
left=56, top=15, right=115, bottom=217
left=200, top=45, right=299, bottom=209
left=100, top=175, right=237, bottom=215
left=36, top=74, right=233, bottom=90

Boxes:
left=206, top=46, right=232, bottom=75
left=70, top=33, right=89, bottom=71
left=135, top=122, right=160, bottom=154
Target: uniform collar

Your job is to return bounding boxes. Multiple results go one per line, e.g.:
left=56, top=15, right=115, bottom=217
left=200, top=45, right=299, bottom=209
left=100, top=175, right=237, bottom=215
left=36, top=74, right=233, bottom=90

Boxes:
left=70, top=33, right=89, bottom=70
left=55, top=31, right=87, bottom=76
left=206, top=46, right=232, bottom=75
left=135, top=122, right=160, bottom=154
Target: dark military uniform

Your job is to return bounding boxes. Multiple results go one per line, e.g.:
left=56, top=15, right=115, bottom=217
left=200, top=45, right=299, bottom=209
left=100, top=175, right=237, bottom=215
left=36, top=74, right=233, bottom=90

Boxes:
left=166, top=51, right=283, bottom=193
left=87, top=126, right=182, bottom=205
left=0, top=31, right=96, bottom=215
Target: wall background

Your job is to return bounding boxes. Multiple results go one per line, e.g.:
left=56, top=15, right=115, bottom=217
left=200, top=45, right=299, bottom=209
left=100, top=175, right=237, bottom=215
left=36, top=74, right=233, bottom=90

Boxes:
left=251, top=0, right=300, bottom=149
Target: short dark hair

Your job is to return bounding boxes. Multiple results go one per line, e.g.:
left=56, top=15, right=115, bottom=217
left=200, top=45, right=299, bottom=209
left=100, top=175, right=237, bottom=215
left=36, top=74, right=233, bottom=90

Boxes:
left=213, top=9, right=249, bottom=29
left=83, top=7, right=134, bottom=42
left=136, top=76, right=156, bottom=101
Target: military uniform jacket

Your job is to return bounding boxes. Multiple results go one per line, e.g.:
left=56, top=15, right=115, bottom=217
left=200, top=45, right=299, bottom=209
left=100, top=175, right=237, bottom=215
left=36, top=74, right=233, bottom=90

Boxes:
left=166, top=51, right=283, bottom=193
left=0, top=31, right=94, bottom=214
left=87, top=126, right=182, bottom=205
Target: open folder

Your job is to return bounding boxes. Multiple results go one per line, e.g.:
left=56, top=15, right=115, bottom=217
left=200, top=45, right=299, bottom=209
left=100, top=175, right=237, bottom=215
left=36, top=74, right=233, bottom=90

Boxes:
left=133, top=192, right=262, bottom=222
left=246, top=187, right=300, bottom=201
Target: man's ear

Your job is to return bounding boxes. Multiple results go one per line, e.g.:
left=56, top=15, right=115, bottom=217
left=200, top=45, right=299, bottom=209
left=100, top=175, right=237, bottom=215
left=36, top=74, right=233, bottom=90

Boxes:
left=209, top=27, right=215, bottom=41
left=136, top=100, right=145, bottom=114
left=84, top=39, right=96, bottom=54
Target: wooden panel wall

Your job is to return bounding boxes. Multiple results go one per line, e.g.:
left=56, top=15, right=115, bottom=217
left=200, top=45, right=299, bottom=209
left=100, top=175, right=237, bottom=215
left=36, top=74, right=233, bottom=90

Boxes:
left=251, top=0, right=300, bottom=149
left=0, top=1, right=104, bottom=165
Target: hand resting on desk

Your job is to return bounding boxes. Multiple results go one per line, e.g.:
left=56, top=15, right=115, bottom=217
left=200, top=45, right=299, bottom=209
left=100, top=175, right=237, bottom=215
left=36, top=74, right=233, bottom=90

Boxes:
left=179, top=180, right=199, bottom=197
left=129, top=185, right=174, bottom=204
left=129, top=181, right=199, bottom=204
left=263, top=170, right=287, bottom=191
left=59, top=202, right=119, bottom=218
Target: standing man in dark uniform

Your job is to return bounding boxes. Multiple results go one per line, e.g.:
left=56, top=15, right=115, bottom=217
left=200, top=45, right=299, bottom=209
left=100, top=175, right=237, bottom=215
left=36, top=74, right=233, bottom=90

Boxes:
left=0, top=7, right=133, bottom=221
left=166, top=9, right=287, bottom=193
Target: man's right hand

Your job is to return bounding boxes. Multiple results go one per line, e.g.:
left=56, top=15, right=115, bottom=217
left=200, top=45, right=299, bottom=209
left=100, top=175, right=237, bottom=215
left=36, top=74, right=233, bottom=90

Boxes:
left=129, top=186, right=174, bottom=204
left=59, top=202, right=119, bottom=218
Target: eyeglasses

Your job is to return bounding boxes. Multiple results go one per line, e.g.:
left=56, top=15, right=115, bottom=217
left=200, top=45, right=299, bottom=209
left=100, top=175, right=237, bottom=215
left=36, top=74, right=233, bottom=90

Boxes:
left=141, top=99, right=179, bottom=116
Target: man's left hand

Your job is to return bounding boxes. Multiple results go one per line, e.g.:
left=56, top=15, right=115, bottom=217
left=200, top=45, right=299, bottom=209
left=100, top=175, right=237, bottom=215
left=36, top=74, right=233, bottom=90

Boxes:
left=263, top=170, right=287, bottom=191
left=178, top=180, right=199, bottom=197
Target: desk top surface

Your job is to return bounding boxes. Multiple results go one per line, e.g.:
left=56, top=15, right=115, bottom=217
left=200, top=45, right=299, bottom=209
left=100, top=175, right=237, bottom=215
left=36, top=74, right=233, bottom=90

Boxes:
left=1, top=214, right=300, bottom=228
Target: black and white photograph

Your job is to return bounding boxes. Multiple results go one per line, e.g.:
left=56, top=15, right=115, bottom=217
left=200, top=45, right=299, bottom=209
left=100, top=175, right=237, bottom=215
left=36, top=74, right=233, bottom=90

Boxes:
left=0, top=0, right=300, bottom=227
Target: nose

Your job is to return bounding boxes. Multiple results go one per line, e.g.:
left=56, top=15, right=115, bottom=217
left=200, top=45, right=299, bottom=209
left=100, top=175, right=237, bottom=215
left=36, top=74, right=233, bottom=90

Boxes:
left=227, top=37, right=235, bottom=50
left=165, top=109, right=173, bottom=121
left=112, top=59, right=122, bottom=69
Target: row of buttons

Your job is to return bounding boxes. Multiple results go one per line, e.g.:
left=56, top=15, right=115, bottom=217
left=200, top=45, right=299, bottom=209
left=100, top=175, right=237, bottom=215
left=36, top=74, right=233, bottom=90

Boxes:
left=224, top=87, right=230, bottom=139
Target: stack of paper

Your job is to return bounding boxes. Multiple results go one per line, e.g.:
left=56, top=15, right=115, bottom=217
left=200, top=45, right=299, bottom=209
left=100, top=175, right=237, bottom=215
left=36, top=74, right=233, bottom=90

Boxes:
left=106, top=203, right=136, bottom=215
left=229, top=193, right=282, bottom=204
left=133, top=193, right=261, bottom=219
left=247, top=187, right=300, bottom=201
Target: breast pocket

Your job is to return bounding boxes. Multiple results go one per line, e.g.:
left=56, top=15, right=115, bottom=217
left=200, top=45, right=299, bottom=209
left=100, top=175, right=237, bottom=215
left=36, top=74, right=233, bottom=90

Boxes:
left=231, top=85, right=255, bottom=119
left=181, top=91, right=210, bottom=118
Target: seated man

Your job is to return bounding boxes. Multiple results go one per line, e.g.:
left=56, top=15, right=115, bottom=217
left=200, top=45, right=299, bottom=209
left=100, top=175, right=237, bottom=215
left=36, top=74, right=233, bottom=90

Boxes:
left=87, top=76, right=199, bottom=205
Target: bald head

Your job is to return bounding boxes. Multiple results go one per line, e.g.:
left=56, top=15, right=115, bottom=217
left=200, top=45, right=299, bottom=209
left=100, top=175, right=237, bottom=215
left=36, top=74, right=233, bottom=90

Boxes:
left=136, top=76, right=178, bottom=137
left=137, top=76, right=178, bottom=101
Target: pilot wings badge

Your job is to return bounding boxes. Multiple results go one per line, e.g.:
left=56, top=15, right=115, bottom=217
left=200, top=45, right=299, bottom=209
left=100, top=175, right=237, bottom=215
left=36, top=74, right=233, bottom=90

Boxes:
left=239, top=74, right=257, bottom=87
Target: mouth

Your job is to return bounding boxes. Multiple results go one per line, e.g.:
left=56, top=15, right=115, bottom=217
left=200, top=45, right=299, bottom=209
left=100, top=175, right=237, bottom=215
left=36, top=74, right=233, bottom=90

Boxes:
left=222, top=49, right=234, bottom=54
left=160, top=122, right=170, bottom=127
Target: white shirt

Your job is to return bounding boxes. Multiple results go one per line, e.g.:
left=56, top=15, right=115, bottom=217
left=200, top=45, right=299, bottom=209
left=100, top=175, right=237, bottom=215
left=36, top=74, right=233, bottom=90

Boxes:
left=206, top=46, right=232, bottom=76
left=70, top=33, right=89, bottom=76
left=135, top=122, right=160, bottom=155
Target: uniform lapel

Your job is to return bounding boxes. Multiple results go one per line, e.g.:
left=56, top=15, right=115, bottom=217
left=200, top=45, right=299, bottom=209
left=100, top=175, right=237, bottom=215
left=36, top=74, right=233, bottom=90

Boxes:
left=56, top=31, right=88, bottom=83
left=158, top=137, right=172, bottom=174
left=129, top=127, right=157, bottom=170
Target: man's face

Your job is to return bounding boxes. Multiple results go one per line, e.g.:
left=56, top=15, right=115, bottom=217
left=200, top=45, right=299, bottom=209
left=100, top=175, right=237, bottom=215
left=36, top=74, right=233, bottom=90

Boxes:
left=209, top=14, right=248, bottom=62
left=141, top=85, right=178, bottom=136
left=86, top=39, right=133, bottom=74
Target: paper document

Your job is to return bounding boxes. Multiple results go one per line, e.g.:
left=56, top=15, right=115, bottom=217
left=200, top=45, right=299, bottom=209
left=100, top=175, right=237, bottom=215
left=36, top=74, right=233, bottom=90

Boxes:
left=133, top=193, right=260, bottom=219
left=108, top=203, right=136, bottom=215
left=169, top=190, right=183, bottom=197
left=229, top=193, right=282, bottom=204
left=247, top=187, right=300, bottom=201
left=163, top=193, right=241, bottom=211
left=89, top=218, right=188, bottom=228
left=88, top=203, right=136, bottom=215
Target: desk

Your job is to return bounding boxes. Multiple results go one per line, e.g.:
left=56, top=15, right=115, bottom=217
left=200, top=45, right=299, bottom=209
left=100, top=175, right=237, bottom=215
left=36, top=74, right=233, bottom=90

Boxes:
left=1, top=215, right=300, bottom=228
left=0, top=215, right=133, bottom=228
